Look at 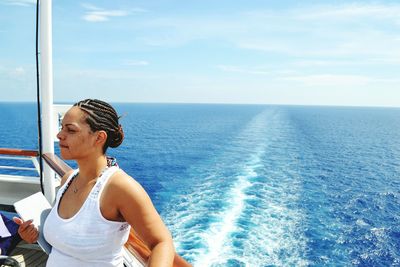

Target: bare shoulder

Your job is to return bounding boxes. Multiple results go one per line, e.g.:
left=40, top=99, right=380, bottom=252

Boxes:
left=109, top=169, right=140, bottom=187
left=107, top=169, right=148, bottom=200
left=105, top=169, right=162, bottom=230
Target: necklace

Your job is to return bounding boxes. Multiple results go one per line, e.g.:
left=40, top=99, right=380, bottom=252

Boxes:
left=72, top=167, right=108, bottom=194
left=72, top=176, right=79, bottom=193
left=72, top=174, right=81, bottom=194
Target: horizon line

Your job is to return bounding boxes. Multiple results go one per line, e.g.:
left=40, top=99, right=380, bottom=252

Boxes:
left=1, top=100, right=399, bottom=109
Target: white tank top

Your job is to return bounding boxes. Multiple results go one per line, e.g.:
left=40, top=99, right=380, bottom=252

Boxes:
left=43, top=166, right=131, bottom=267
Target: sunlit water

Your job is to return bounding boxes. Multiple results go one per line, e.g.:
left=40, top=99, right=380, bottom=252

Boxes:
left=1, top=103, right=399, bottom=266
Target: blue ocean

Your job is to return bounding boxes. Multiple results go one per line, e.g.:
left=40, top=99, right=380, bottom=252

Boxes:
left=1, top=103, right=400, bottom=266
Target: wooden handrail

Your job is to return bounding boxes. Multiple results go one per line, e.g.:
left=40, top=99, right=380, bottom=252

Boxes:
left=42, top=153, right=192, bottom=266
left=0, top=148, right=38, bottom=157
left=43, top=153, right=73, bottom=177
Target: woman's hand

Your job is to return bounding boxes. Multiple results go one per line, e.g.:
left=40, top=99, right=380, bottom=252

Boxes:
left=12, top=217, right=39, bottom=244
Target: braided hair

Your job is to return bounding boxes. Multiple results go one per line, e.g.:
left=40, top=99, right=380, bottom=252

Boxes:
left=74, top=99, right=124, bottom=153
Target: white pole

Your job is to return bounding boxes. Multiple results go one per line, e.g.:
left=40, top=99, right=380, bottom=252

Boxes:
left=40, top=0, right=55, bottom=203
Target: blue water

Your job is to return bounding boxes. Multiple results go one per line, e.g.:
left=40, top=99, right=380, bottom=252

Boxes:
left=1, top=103, right=399, bottom=266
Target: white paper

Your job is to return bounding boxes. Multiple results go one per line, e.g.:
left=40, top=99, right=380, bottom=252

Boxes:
left=14, top=192, right=52, bottom=254
left=0, top=215, right=12, bottom=238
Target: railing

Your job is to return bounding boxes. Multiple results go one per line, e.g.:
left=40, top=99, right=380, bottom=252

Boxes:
left=0, top=148, right=40, bottom=184
left=0, top=148, right=38, bottom=157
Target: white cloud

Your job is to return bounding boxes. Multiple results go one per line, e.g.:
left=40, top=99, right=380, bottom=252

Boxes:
left=218, top=4, right=400, bottom=63
left=123, top=60, right=149, bottom=66
left=130, top=3, right=400, bottom=63
left=296, top=3, right=400, bottom=20
left=80, top=3, right=102, bottom=11
left=289, top=58, right=400, bottom=67
left=9, top=67, right=25, bottom=77
left=292, top=60, right=359, bottom=67
left=81, top=3, right=129, bottom=22
left=3, top=0, right=35, bottom=6
left=83, top=10, right=128, bottom=22
left=217, top=65, right=270, bottom=75
left=282, top=74, right=372, bottom=87
left=238, top=42, right=295, bottom=55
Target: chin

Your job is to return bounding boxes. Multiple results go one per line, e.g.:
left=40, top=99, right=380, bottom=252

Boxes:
left=59, top=150, right=73, bottom=160
left=60, top=154, right=69, bottom=160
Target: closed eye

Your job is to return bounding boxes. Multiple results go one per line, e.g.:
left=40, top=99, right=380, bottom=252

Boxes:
left=61, top=125, right=77, bottom=133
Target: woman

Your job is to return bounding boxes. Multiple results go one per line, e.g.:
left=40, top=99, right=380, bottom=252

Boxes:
left=13, top=99, right=175, bottom=266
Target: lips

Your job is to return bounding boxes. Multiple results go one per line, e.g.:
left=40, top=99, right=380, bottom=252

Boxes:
left=59, top=144, right=69, bottom=149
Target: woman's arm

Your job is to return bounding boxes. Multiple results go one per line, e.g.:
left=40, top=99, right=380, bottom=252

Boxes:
left=110, top=171, right=175, bottom=267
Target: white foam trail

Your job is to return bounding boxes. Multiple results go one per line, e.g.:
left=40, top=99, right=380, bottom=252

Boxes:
left=193, top=110, right=271, bottom=266
left=166, top=108, right=309, bottom=266
left=194, top=176, right=251, bottom=266
left=239, top=115, right=309, bottom=266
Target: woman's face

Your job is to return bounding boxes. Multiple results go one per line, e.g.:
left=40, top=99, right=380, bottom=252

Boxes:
left=57, top=106, right=99, bottom=160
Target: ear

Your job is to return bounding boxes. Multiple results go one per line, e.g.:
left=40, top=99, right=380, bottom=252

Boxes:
left=95, top=130, right=107, bottom=147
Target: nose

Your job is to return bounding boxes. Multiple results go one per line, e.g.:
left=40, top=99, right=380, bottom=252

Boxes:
left=57, top=129, right=65, bottom=141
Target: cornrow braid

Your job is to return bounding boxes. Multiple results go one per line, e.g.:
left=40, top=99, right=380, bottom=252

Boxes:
left=74, top=99, right=124, bottom=153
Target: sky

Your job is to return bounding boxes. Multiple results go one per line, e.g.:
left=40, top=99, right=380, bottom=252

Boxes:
left=0, top=0, right=400, bottom=106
